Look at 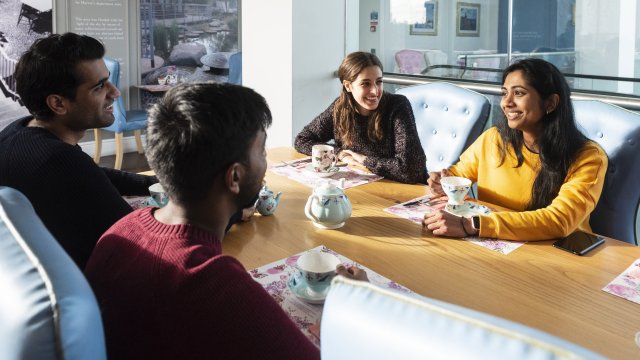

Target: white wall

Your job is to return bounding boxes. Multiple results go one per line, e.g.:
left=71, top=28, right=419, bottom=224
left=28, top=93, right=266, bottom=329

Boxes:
left=292, top=2, right=346, bottom=142
left=242, top=1, right=346, bottom=148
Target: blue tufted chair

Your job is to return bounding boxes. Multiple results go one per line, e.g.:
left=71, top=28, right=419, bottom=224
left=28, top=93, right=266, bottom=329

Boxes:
left=573, top=100, right=640, bottom=245
left=321, top=276, right=604, bottom=359
left=0, top=187, right=106, bottom=359
left=228, top=51, right=242, bottom=85
left=93, top=57, right=147, bottom=170
left=397, top=82, right=491, bottom=172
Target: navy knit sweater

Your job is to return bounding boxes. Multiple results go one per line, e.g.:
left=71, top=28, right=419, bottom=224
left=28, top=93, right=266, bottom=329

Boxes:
left=0, top=117, right=156, bottom=267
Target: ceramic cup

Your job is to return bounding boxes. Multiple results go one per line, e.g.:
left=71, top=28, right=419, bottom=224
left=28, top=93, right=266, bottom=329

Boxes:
left=311, top=144, right=337, bottom=173
left=157, top=76, right=167, bottom=85
left=440, top=176, right=472, bottom=205
left=148, top=183, right=169, bottom=207
left=296, top=251, right=341, bottom=294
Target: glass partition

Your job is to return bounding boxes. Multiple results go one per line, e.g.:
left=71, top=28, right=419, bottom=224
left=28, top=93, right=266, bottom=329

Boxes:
left=352, top=0, right=640, bottom=97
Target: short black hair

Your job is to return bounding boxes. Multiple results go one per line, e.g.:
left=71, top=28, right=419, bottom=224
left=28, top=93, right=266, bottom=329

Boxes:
left=146, top=82, right=272, bottom=203
left=15, top=32, right=105, bottom=119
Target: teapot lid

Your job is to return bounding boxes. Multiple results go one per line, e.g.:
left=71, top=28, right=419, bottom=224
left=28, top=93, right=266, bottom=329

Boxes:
left=259, top=185, right=272, bottom=195
left=314, top=181, right=344, bottom=196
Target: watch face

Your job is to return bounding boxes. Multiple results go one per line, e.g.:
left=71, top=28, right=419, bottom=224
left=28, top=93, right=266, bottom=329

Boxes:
left=472, top=216, right=480, bottom=230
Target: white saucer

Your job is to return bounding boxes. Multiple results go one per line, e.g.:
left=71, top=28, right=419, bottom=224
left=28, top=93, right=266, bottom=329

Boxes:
left=287, top=273, right=329, bottom=304
left=445, top=201, right=491, bottom=217
left=304, top=163, right=339, bottom=178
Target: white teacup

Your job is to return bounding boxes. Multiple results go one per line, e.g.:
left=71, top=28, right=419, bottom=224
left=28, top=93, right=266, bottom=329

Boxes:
left=148, top=183, right=169, bottom=207
left=440, top=176, right=472, bottom=205
left=296, top=251, right=341, bottom=294
left=311, top=144, right=337, bottom=173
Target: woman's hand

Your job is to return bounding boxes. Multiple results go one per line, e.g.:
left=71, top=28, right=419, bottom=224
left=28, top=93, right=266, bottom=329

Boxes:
left=423, top=210, right=477, bottom=238
left=427, top=169, right=450, bottom=196
left=336, top=264, right=369, bottom=282
left=338, top=149, right=367, bottom=167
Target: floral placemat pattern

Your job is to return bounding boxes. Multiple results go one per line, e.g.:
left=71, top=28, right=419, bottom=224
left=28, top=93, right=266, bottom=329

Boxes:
left=602, top=258, right=640, bottom=304
left=248, top=245, right=412, bottom=347
left=123, top=196, right=158, bottom=210
left=269, top=157, right=383, bottom=189
left=384, top=195, right=526, bottom=255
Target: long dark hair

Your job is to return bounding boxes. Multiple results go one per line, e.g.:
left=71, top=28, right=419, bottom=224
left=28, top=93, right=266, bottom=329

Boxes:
left=497, top=58, right=588, bottom=210
left=333, top=51, right=387, bottom=147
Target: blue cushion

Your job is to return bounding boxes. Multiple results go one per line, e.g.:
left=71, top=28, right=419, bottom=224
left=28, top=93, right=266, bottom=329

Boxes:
left=397, top=82, right=490, bottom=172
left=574, top=100, right=640, bottom=245
left=0, top=187, right=106, bottom=360
left=321, top=277, right=604, bottom=359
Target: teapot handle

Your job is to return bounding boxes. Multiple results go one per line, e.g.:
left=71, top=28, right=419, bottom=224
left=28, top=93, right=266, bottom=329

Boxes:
left=304, top=195, right=320, bottom=223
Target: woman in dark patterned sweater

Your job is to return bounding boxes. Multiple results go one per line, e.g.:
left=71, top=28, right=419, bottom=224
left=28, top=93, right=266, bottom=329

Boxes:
left=294, top=51, right=427, bottom=183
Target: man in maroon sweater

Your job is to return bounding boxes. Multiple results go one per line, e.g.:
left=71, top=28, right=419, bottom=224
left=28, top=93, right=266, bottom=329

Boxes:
left=85, top=83, right=364, bottom=359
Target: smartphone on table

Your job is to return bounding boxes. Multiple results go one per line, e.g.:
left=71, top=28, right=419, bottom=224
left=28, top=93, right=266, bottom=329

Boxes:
left=552, top=231, right=605, bottom=256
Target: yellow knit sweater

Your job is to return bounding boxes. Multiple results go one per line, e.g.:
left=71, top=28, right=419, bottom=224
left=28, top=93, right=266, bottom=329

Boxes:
left=449, top=127, right=608, bottom=241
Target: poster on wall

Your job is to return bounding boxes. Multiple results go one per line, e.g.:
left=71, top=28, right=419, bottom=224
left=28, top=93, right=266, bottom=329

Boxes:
left=137, top=0, right=239, bottom=107
left=0, top=0, right=53, bottom=101
left=69, top=0, right=129, bottom=93
left=456, top=2, right=480, bottom=37
left=410, top=1, right=437, bottom=36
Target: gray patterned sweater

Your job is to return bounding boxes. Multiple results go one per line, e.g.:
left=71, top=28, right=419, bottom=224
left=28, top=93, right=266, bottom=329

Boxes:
left=294, top=93, right=426, bottom=183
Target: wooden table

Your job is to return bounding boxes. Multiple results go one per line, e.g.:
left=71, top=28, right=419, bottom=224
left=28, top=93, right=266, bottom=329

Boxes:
left=223, top=147, right=640, bottom=359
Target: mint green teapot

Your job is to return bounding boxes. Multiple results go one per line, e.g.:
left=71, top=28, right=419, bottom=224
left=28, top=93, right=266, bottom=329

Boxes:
left=304, top=179, right=352, bottom=229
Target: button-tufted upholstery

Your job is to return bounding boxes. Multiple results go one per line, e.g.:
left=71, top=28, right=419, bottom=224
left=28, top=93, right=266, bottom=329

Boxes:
left=573, top=100, right=640, bottom=245
left=321, top=276, right=605, bottom=359
left=395, top=49, right=427, bottom=75
left=0, top=187, right=106, bottom=360
left=397, top=82, right=491, bottom=172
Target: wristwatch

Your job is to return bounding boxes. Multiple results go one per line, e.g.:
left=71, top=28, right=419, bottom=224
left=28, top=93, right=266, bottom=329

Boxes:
left=472, top=216, right=481, bottom=231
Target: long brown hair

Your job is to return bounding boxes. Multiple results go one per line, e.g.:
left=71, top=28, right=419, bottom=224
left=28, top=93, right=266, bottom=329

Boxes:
left=333, top=51, right=386, bottom=147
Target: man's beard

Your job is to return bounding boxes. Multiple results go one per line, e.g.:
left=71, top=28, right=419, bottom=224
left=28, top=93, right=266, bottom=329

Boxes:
left=225, top=175, right=261, bottom=233
left=235, top=173, right=262, bottom=213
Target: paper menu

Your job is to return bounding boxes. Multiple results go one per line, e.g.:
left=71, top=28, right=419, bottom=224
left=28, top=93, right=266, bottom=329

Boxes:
left=602, top=258, right=640, bottom=305
left=248, top=245, right=412, bottom=347
left=383, top=195, right=526, bottom=255
left=269, top=157, right=383, bottom=189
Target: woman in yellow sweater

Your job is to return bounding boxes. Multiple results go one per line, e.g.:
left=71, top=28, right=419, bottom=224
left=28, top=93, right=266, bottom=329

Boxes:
left=423, top=58, right=608, bottom=241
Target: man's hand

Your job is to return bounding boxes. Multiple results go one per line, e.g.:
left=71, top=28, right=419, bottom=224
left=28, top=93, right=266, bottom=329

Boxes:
left=336, top=264, right=369, bottom=281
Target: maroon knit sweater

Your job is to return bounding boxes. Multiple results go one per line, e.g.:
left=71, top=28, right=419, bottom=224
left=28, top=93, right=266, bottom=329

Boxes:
left=85, top=208, right=319, bottom=359
left=294, top=93, right=427, bottom=183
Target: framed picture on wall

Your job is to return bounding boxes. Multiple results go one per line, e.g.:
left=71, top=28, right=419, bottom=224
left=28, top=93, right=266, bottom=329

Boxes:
left=456, top=2, right=480, bottom=37
left=410, top=1, right=438, bottom=36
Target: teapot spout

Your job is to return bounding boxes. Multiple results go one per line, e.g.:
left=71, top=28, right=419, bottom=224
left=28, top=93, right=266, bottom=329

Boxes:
left=274, top=192, right=282, bottom=205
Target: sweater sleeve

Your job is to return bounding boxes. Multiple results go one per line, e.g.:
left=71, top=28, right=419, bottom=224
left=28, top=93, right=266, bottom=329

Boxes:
left=196, top=256, right=320, bottom=359
left=101, top=167, right=158, bottom=196
left=479, top=143, right=608, bottom=241
left=363, top=95, right=427, bottom=183
left=447, top=128, right=488, bottom=183
left=294, top=101, right=338, bottom=155
left=34, top=146, right=134, bottom=267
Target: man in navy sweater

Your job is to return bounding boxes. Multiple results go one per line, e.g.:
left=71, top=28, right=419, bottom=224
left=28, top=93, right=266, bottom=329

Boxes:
left=0, top=33, right=156, bottom=268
